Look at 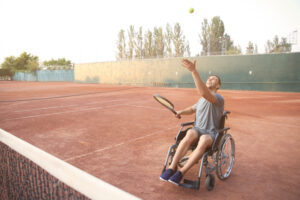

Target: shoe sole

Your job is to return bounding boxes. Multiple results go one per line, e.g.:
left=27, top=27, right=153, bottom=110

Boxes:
left=168, top=180, right=180, bottom=186
left=159, top=177, right=168, bottom=182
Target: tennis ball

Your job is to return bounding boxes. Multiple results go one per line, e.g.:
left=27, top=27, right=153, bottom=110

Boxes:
left=189, top=8, right=194, bottom=13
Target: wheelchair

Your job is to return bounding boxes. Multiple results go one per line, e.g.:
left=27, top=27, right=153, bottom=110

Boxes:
left=161, top=111, right=235, bottom=190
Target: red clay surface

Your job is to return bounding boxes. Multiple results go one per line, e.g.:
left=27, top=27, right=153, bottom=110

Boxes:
left=0, top=81, right=300, bottom=200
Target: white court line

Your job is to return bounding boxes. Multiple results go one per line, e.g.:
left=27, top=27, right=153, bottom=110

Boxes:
left=65, top=126, right=177, bottom=162
left=1, top=101, right=155, bottom=122
left=124, top=104, right=163, bottom=111
left=1, top=103, right=131, bottom=122
left=12, top=99, right=127, bottom=113
left=14, top=104, right=77, bottom=112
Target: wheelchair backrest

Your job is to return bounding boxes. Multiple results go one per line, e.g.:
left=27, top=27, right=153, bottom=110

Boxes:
left=212, top=110, right=231, bottom=152
left=218, top=110, right=230, bottom=130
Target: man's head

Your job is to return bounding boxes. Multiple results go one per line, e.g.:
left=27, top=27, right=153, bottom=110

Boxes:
left=206, top=75, right=221, bottom=91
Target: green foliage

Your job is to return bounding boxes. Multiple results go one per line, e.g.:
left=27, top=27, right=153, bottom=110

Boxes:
left=144, top=30, right=155, bottom=58
left=43, top=58, right=72, bottom=70
left=1, top=56, right=16, bottom=74
left=0, top=68, right=14, bottom=78
left=226, top=45, right=242, bottom=55
left=15, top=52, right=39, bottom=72
left=265, top=35, right=292, bottom=53
left=246, top=41, right=254, bottom=54
left=199, top=16, right=239, bottom=55
left=0, top=52, right=39, bottom=77
left=117, top=29, right=126, bottom=60
left=154, top=27, right=165, bottom=58
left=165, top=23, right=173, bottom=57
left=116, top=23, right=190, bottom=60
left=173, top=23, right=187, bottom=57
left=127, top=25, right=135, bottom=59
left=134, top=27, right=144, bottom=59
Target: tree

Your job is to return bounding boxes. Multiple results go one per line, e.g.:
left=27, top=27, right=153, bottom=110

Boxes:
left=127, top=25, right=135, bottom=59
left=200, top=16, right=224, bottom=55
left=116, top=29, right=126, bottom=60
left=154, top=27, right=165, bottom=58
left=246, top=41, right=254, bottom=54
left=43, top=58, right=72, bottom=70
left=134, top=27, right=144, bottom=59
left=280, top=37, right=291, bottom=52
left=210, top=16, right=225, bottom=54
left=116, top=23, right=190, bottom=59
left=265, top=35, right=291, bottom=53
left=0, top=56, right=16, bottom=78
left=0, top=52, right=39, bottom=75
left=144, top=30, right=155, bottom=58
left=227, top=45, right=242, bottom=55
left=173, top=23, right=186, bottom=57
left=185, top=41, right=191, bottom=57
left=200, top=16, right=238, bottom=55
left=15, top=52, right=39, bottom=72
left=165, top=23, right=173, bottom=57
left=200, top=19, right=209, bottom=55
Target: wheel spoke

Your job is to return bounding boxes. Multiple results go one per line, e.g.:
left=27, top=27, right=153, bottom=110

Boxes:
left=217, top=134, right=235, bottom=179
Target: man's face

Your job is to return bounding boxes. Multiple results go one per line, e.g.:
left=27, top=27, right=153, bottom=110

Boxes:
left=206, top=76, right=220, bottom=90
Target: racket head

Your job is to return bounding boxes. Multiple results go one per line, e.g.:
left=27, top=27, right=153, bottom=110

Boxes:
left=153, top=94, right=181, bottom=119
left=153, top=94, right=174, bottom=110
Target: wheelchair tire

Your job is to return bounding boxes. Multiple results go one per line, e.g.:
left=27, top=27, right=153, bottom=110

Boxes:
left=216, top=133, right=235, bottom=180
left=205, top=174, right=215, bottom=191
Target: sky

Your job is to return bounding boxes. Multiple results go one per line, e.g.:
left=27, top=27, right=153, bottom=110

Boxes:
left=0, top=0, right=299, bottom=64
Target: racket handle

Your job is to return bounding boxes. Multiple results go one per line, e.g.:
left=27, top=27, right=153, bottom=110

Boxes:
left=173, top=110, right=181, bottom=119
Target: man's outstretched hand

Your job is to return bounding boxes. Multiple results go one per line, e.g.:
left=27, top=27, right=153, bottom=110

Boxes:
left=181, top=59, right=196, bottom=72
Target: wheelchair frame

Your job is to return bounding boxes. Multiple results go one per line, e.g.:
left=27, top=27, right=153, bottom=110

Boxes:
left=161, top=111, right=235, bottom=190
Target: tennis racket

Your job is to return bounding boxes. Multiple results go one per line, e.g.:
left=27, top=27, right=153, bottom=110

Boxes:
left=153, top=94, right=181, bottom=119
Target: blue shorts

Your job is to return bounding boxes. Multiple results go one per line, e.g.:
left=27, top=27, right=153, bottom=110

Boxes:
left=192, top=127, right=216, bottom=142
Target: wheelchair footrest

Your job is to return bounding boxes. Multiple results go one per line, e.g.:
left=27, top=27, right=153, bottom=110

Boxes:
left=179, top=179, right=200, bottom=190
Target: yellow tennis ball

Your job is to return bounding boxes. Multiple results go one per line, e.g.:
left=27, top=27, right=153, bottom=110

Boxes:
left=189, top=8, right=194, bottom=13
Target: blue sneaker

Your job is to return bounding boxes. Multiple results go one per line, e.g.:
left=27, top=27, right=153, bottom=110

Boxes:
left=168, top=171, right=183, bottom=186
left=160, top=169, right=175, bottom=182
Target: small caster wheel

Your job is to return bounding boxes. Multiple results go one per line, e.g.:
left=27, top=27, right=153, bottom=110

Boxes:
left=205, top=174, right=215, bottom=191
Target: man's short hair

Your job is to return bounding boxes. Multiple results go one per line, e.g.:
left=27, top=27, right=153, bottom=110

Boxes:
left=211, top=74, right=221, bottom=86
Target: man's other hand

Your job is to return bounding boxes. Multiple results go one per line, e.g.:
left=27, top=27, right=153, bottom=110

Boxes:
left=181, top=59, right=196, bottom=72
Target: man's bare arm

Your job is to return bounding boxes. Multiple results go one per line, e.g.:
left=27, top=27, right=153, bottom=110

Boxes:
left=175, top=106, right=195, bottom=118
left=181, top=59, right=217, bottom=104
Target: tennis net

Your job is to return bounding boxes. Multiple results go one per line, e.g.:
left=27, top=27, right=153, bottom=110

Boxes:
left=0, top=129, right=140, bottom=200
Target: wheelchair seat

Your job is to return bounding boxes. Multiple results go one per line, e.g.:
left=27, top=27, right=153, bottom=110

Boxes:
left=175, top=110, right=231, bottom=153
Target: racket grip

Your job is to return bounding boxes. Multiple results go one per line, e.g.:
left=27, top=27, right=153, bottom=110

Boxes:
left=173, top=110, right=181, bottom=119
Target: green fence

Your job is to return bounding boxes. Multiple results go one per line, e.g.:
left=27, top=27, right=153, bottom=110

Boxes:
left=75, top=53, right=300, bottom=92
left=12, top=70, right=74, bottom=82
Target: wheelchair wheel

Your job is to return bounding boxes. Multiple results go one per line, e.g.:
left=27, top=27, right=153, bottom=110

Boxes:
left=216, top=134, right=235, bottom=180
left=205, top=174, right=215, bottom=191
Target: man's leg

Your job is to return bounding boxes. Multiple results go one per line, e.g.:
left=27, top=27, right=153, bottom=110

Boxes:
left=169, top=129, right=199, bottom=171
left=179, top=134, right=213, bottom=175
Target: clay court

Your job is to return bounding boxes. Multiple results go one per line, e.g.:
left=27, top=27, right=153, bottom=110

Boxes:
left=0, top=81, right=300, bottom=200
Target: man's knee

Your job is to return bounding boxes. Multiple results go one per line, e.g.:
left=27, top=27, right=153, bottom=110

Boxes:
left=196, top=134, right=213, bottom=150
left=182, top=129, right=199, bottom=144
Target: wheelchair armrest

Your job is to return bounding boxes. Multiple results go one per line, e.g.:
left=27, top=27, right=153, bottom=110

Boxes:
left=181, top=121, right=194, bottom=127
left=216, top=127, right=230, bottom=133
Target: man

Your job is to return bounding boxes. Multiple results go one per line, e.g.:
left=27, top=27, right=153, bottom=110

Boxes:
left=160, top=59, right=224, bottom=185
